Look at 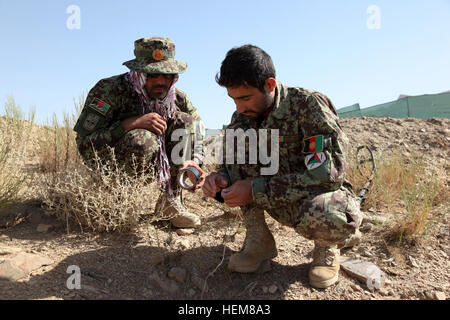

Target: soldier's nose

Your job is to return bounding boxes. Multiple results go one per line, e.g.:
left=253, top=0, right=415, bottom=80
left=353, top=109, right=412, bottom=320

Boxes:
left=236, top=104, right=246, bottom=114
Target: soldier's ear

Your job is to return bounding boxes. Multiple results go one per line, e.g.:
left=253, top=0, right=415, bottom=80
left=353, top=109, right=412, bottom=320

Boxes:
left=264, top=78, right=277, bottom=94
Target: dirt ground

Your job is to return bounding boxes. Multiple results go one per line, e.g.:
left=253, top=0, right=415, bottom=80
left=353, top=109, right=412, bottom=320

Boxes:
left=0, top=117, right=449, bottom=300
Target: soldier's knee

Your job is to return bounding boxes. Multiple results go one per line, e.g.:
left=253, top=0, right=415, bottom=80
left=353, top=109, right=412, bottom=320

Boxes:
left=116, top=129, right=160, bottom=157
left=294, top=188, right=362, bottom=244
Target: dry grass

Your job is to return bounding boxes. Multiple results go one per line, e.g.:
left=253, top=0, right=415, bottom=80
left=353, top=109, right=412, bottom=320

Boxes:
left=0, top=97, right=35, bottom=209
left=37, top=96, right=84, bottom=173
left=347, top=149, right=449, bottom=245
left=40, top=148, right=162, bottom=233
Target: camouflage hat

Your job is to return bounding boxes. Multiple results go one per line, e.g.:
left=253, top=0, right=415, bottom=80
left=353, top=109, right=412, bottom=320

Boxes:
left=123, top=37, right=187, bottom=74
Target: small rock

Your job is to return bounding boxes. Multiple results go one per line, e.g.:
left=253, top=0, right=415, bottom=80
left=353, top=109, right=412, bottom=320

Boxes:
left=434, top=291, right=446, bottom=300
left=36, top=224, right=53, bottom=233
left=176, top=228, right=195, bottom=236
left=360, top=224, right=373, bottom=232
left=379, top=288, right=389, bottom=296
left=149, top=272, right=179, bottom=295
left=268, top=285, right=278, bottom=294
left=425, top=292, right=434, bottom=300
left=81, top=284, right=100, bottom=293
left=340, top=256, right=385, bottom=290
left=187, top=288, right=196, bottom=297
left=350, top=283, right=361, bottom=292
left=168, top=267, right=187, bottom=283
left=191, top=274, right=207, bottom=292
left=262, top=286, right=268, bottom=294
left=177, top=239, right=190, bottom=249
left=407, top=255, right=419, bottom=268
left=148, top=253, right=164, bottom=266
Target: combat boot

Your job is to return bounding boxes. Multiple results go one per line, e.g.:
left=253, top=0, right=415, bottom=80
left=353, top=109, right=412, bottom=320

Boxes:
left=309, top=242, right=340, bottom=289
left=228, top=208, right=277, bottom=273
left=154, top=194, right=201, bottom=228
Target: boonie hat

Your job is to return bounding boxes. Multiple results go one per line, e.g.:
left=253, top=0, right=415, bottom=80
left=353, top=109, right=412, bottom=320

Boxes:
left=123, top=37, right=187, bottom=74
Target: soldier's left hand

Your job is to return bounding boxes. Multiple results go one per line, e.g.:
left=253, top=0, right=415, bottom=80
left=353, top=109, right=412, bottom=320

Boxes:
left=180, top=160, right=206, bottom=192
left=221, top=180, right=253, bottom=207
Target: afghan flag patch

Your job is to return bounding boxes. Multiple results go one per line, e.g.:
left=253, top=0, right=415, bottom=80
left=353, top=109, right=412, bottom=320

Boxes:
left=303, top=135, right=324, bottom=153
left=305, top=152, right=327, bottom=170
left=89, top=98, right=111, bottom=116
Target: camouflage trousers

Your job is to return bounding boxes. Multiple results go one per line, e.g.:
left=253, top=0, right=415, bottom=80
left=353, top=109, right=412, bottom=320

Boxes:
left=242, top=186, right=362, bottom=247
left=79, top=113, right=195, bottom=193
left=112, top=128, right=188, bottom=191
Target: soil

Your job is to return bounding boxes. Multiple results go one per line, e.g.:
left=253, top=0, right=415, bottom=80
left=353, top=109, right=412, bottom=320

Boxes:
left=0, top=117, right=449, bottom=301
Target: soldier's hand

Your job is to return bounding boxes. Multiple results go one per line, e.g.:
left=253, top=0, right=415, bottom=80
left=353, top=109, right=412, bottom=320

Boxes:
left=221, top=180, right=253, bottom=207
left=139, top=113, right=167, bottom=135
left=122, top=113, right=167, bottom=136
left=180, top=160, right=206, bottom=192
left=203, top=173, right=229, bottom=198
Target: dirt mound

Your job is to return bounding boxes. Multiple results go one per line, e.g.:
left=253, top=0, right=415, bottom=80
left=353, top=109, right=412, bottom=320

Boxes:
left=341, top=117, right=450, bottom=170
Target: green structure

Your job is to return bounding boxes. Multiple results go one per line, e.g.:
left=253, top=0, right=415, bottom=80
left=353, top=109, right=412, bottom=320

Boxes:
left=338, top=92, right=450, bottom=119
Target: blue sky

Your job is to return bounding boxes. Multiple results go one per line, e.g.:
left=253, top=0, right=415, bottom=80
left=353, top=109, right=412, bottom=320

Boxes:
left=0, top=0, right=449, bottom=129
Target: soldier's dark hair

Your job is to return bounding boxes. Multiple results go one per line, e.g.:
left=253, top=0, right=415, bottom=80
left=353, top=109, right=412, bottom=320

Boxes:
left=215, top=45, right=276, bottom=92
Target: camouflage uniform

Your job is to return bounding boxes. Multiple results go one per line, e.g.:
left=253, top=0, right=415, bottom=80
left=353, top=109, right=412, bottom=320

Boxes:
left=218, top=82, right=362, bottom=246
left=74, top=38, right=205, bottom=194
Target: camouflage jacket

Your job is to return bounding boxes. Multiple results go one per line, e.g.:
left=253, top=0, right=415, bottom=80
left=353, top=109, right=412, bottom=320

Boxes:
left=74, top=73, right=205, bottom=163
left=218, top=81, right=350, bottom=210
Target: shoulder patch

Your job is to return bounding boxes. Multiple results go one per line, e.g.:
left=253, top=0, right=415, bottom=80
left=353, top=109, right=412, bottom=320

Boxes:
left=82, top=113, right=100, bottom=131
left=303, top=135, right=324, bottom=153
left=88, top=98, right=111, bottom=116
left=305, top=152, right=326, bottom=170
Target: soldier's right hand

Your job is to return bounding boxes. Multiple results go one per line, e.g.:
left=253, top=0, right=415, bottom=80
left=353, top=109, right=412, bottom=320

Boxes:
left=137, top=112, right=167, bottom=135
left=122, top=113, right=167, bottom=136
left=202, top=173, right=229, bottom=198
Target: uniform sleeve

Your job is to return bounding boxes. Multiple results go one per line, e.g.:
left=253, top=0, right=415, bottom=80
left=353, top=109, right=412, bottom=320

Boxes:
left=251, top=92, right=349, bottom=207
left=73, top=80, right=127, bottom=158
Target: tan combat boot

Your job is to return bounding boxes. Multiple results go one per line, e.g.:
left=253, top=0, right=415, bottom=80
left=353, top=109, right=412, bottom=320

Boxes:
left=228, top=208, right=278, bottom=273
left=309, top=242, right=340, bottom=289
left=154, top=194, right=201, bottom=228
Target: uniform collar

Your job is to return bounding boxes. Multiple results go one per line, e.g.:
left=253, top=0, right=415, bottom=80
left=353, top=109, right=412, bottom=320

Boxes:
left=269, top=81, right=289, bottom=119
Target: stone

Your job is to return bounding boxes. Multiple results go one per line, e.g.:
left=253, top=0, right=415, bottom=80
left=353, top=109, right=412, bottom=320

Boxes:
left=340, top=256, right=385, bottom=290
left=175, top=228, right=195, bottom=236
left=360, top=224, right=373, bottom=232
left=434, top=291, right=446, bottom=300
left=176, top=239, right=190, bottom=249
left=262, top=286, right=268, bottom=294
left=149, top=272, right=179, bottom=295
left=187, top=288, right=196, bottom=297
left=81, top=284, right=100, bottom=293
left=0, top=246, right=54, bottom=281
left=407, top=255, right=419, bottom=268
left=36, top=224, right=53, bottom=233
left=168, top=267, right=187, bottom=283
left=148, top=253, right=165, bottom=266
left=379, top=288, right=389, bottom=296
left=268, top=285, right=278, bottom=294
